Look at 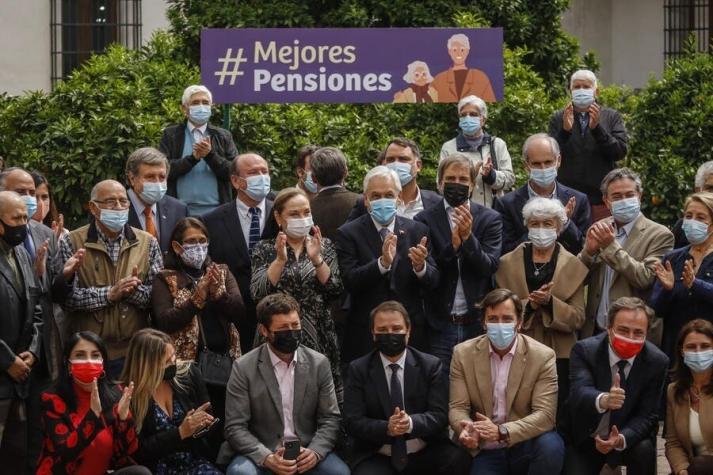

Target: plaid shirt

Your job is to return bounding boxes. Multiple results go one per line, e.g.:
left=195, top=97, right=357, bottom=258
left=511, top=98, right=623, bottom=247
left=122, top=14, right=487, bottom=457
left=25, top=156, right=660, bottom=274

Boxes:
left=58, top=226, right=163, bottom=312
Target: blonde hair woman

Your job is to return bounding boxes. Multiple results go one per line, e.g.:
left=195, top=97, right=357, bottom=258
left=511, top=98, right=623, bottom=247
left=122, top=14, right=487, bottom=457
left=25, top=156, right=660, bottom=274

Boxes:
left=120, top=329, right=221, bottom=474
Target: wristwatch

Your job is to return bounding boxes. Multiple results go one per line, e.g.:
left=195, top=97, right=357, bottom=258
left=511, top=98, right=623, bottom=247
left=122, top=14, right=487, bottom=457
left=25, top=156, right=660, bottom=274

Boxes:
left=498, top=424, right=509, bottom=443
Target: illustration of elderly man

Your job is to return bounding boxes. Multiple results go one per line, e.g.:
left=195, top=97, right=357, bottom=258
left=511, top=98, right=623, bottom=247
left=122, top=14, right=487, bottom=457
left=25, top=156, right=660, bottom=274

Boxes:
left=431, top=33, right=496, bottom=102
left=393, top=60, right=439, bottom=103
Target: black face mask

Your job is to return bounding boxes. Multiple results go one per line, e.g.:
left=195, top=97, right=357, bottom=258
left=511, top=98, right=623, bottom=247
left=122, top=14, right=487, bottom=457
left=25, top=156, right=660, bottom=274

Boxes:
left=0, top=219, right=28, bottom=247
left=374, top=333, right=407, bottom=357
left=163, top=364, right=177, bottom=381
left=443, top=182, right=470, bottom=207
left=271, top=329, right=302, bottom=354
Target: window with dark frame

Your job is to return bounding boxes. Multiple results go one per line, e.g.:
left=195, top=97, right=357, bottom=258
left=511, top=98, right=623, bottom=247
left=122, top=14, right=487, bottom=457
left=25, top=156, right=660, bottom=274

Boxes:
left=50, top=0, right=142, bottom=86
left=664, top=0, right=711, bottom=60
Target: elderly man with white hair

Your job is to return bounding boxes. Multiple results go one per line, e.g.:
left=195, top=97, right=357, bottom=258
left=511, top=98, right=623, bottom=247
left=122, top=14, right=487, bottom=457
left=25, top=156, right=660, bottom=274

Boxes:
left=548, top=69, right=628, bottom=221
left=159, top=84, right=238, bottom=216
left=335, top=165, right=439, bottom=362
left=431, top=33, right=495, bottom=102
left=440, top=95, right=514, bottom=208
left=495, top=196, right=588, bottom=415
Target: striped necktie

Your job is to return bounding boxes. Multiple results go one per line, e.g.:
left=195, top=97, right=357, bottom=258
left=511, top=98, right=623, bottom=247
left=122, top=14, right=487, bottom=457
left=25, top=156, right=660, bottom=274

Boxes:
left=248, top=207, right=261, bottom=251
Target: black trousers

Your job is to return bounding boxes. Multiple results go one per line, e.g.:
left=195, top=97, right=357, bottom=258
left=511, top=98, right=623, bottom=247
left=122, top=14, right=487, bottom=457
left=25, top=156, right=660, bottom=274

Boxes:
left=564, top=436, right=656, bottom=475
left=352, top=440, right=471, bottom=475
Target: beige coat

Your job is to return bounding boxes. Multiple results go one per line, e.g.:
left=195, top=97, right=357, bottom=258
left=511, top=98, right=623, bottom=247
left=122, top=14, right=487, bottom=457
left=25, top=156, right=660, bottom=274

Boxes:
left=431, top=68, right=496, bottom=102
left=495, top=243, right=588, bottom=359
left=449, top=333, right=558, bottom=451
left=665, top=382, right=713, bottom=473
left=578, top=214, right=674, bottom=338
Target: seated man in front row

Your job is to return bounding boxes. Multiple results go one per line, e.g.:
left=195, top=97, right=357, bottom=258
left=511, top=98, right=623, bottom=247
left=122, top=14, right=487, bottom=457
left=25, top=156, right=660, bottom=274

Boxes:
left=344, top=300, right=471, bottom=475
left=220, top=292, right=349, bottom=475
left=449, top=288, right=564, bottom=475
left=563, top=296, right=668, bottom=475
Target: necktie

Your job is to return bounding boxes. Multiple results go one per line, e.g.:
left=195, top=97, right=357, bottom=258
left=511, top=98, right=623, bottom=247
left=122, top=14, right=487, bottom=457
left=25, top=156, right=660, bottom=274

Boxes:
left=248, top=207, right=261, bottom=251
left=379, top=227, right=390, bottom=241
left=144, top=206, right=157, bottom=238
left=23, top=228, right=36, bottom=261
left=610, top=360, right=628, bottom=430
left=616, top=360, right=628, bottom=389
left=389, top=363, right=408, bottom=472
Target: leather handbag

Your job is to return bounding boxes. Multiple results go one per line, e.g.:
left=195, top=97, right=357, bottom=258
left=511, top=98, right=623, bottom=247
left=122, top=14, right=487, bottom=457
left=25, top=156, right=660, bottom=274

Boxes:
left=196, top=316, right=233, bottom=387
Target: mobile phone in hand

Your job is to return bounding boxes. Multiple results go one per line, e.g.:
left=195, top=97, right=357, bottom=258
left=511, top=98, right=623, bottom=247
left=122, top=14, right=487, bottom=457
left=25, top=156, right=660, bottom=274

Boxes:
left=283, top=439, right=300, bottom=460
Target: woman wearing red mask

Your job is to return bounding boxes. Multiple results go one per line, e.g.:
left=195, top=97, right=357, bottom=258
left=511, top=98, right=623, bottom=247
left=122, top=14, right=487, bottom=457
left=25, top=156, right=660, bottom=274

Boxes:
left=36, top=331, right=150, bottom=475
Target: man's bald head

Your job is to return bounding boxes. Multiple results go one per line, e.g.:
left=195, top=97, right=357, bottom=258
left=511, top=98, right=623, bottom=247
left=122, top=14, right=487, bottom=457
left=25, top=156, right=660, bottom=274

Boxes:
left=0, top=191, right=28, bottom=231
left=231, top=153, right=269, bottom=177
left=0, top=167, right=35, bottom=196
left=90, top=180, right=127, bottom=201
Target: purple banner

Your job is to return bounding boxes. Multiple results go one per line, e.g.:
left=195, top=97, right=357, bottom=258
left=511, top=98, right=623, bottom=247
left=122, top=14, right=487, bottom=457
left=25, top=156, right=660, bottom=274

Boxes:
left=200, top=28, right=503, bottom=104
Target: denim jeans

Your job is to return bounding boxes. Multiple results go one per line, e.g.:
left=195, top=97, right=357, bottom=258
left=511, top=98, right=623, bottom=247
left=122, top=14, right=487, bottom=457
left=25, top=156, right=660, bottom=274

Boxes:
left=226, top=452, right=350, bottom=475
left=429, top=321, right=481, bottom=378
left=470, top=431, right=564, bottom=475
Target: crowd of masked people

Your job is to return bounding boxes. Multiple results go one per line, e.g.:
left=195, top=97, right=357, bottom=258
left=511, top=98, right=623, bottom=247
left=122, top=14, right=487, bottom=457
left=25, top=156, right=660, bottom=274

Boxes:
left=1, top=68, right=713, bottom=475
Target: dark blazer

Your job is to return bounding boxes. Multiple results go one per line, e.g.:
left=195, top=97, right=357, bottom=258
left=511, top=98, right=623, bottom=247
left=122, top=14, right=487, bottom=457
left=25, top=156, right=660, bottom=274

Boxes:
left=159, top=122, right=238, bottom=204
left=128, top=193, right=189, bottom=254
left=346, top=188, right=441, bottom=222
left=493, top=182, right=591, bottom=255
left=335, top=215, right=439, bottom=361
left=201, top=200, right=277, bottom=351
left=310, top=186, right=361, bottom=241
left=0, top=244, right=44, bottom=399
left=135, top=365, right=216, bottom=471
left=414, top=199, right=502, bottom=329
left=344, top=347, right=449, bottom=467
left=565, top=333, right=669, bottom=449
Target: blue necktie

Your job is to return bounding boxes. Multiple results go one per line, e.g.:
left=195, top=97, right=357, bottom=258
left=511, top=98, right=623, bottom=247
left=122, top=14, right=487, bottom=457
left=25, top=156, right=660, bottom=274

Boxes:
left=389, top=363, right=408, bottom=472
left=379, top=227, right=390, bottom=241
left=23, top=227, right=36, bottom=261
left=248, top=207, right=261, bottom=251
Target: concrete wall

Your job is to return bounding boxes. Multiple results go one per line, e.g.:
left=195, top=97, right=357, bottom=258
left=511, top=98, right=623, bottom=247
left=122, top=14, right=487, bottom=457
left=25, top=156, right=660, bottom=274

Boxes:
left=142, top=0, right=171, bottom=44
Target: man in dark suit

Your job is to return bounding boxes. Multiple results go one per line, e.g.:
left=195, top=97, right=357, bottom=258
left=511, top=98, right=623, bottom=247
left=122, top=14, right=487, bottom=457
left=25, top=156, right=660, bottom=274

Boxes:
left=159, top=85, right=238, bottom=216
left=414, top=153, right=502, bottom=374
left=494, top=133, right=590, bottom=255
left=344, top=300, right=471, bottom=475
left=202, top=153, right=277, bottom=352
left=563, top=296, right=668, bottom=475
left=347, top=138, right=441, bottom=222
left=125, top=147, right=188, bottom=254
left=336, top=165, right=439, bottom=362
left=0, top=191, right=44, bottom=473
left=309, top=146, right=360, bottom=241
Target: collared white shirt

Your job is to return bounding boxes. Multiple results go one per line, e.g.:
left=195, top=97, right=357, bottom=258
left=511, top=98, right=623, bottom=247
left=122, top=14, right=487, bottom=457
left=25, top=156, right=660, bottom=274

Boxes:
left=527, top=181, right=557, bottom=200
left=236, top=197, right=266, bottom=248
left=444, top=200, right=468, bottom=315
left=127, top=188, right=159, bottom=239
left=371, top=218, right=427, bottom=278
left=377, top=349, right=426, bottom=456
left=187, top=122, right=208, bottom=144
left=267, top=345, right=298, bottom=441
left=397, top=187, right=424, bottom=219
left=318, top=184, right=343, bottom=193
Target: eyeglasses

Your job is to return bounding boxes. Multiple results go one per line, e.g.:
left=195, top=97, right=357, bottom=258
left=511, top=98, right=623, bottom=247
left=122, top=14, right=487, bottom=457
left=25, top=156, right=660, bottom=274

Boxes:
left=93, top=198, right=130, bottom=209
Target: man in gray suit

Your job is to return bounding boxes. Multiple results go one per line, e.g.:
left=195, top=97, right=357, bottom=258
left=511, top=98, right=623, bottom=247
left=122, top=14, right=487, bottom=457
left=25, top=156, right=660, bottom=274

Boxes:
left=222, top=292, right=349, bottom=475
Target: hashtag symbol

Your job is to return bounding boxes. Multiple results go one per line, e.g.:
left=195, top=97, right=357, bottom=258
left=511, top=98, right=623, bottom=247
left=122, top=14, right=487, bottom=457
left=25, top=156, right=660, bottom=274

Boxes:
left=214, top=48, right=248, bottom=86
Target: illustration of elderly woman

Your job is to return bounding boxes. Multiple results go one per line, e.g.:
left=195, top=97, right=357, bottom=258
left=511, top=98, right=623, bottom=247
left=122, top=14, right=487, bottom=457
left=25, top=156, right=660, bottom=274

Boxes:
left=393, top=60, right=438, bottom=103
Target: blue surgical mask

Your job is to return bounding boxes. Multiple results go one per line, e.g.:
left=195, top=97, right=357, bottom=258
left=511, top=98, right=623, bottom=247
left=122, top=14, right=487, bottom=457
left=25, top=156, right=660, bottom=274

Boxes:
left=303, top=172, right=318, bottom=194
left=386, top=162, right=415, bottom=187
left=139, top=181, right=167, bottom=205
left=684, top=350, right=713, bottom=373
left=529, top=167, right=558, bottom=188
left=244, top=174, right=271, bottom=202
left=189, top=105, right=212, bottom=125
left=572, top=88, right=595, bottom=109
left=459, top=116, right=481, bottom=136
left=98, top=208, right=129, bottom=233
left=683, top=219, right=711, bottom=245
left=528, top=227, right=558, bottom=249
left=486, top=322, right=517, bottom=350
left=610, top=197, right=640, bottom=224
left=21, top=195, right=37, bottom=218
left=369, top=198, right=398, bottom=226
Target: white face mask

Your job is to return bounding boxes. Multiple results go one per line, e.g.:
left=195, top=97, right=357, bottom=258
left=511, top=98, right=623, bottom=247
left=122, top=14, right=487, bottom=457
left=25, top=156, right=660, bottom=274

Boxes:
left=528, top=227, right=558, bottom=249
left=285, top=216, right=313, bottom=238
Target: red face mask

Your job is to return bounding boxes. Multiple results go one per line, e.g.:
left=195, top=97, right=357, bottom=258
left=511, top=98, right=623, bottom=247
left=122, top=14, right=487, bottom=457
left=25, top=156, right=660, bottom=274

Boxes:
left=610, top=333, right=645, bottom=360
left=70, top=360, right=104, bottom=384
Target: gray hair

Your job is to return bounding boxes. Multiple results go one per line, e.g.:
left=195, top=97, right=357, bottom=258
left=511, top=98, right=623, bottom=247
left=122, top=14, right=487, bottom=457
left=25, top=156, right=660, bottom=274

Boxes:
left=181, top=85, right=213, bottom=107
left=695, top=161, right=713, bottom=189
left=447, top=33, right=470, bottom=50
left=362, top=165, right=401, bottom=194
left=457, top=95, right=488, bottom=119
left=570, top=69, right=598, bottom=89
left=438, top=153, right=477, bottom=186
left=522, top=197, right=567, bottom=231
left=600, top=167, right=643, bottom=196
left=402, top=61, right=434, bottom=83
left=310, top=147, right=348, bottom=187
left=125, top=147, right=170, bottom=179
left=0, top=167, right=30, bottom=191
left=522, top=133, right=560, bottom=163
left=90, top=179, right=124, bottom=201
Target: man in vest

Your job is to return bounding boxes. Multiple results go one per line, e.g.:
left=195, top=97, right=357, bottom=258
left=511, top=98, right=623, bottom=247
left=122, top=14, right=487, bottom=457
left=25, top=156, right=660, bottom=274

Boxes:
left=53, top=180, right=162, bottom=378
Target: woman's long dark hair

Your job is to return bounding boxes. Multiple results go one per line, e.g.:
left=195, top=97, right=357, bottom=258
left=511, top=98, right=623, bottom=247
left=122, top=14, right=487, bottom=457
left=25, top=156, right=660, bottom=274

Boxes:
left=30, top=170, right=59, bottom=227
left=163, top=217, right=210, bottom=270
left=672, top=319, right=713, bottom=403
left=54, top=331, right=120, bottom=420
